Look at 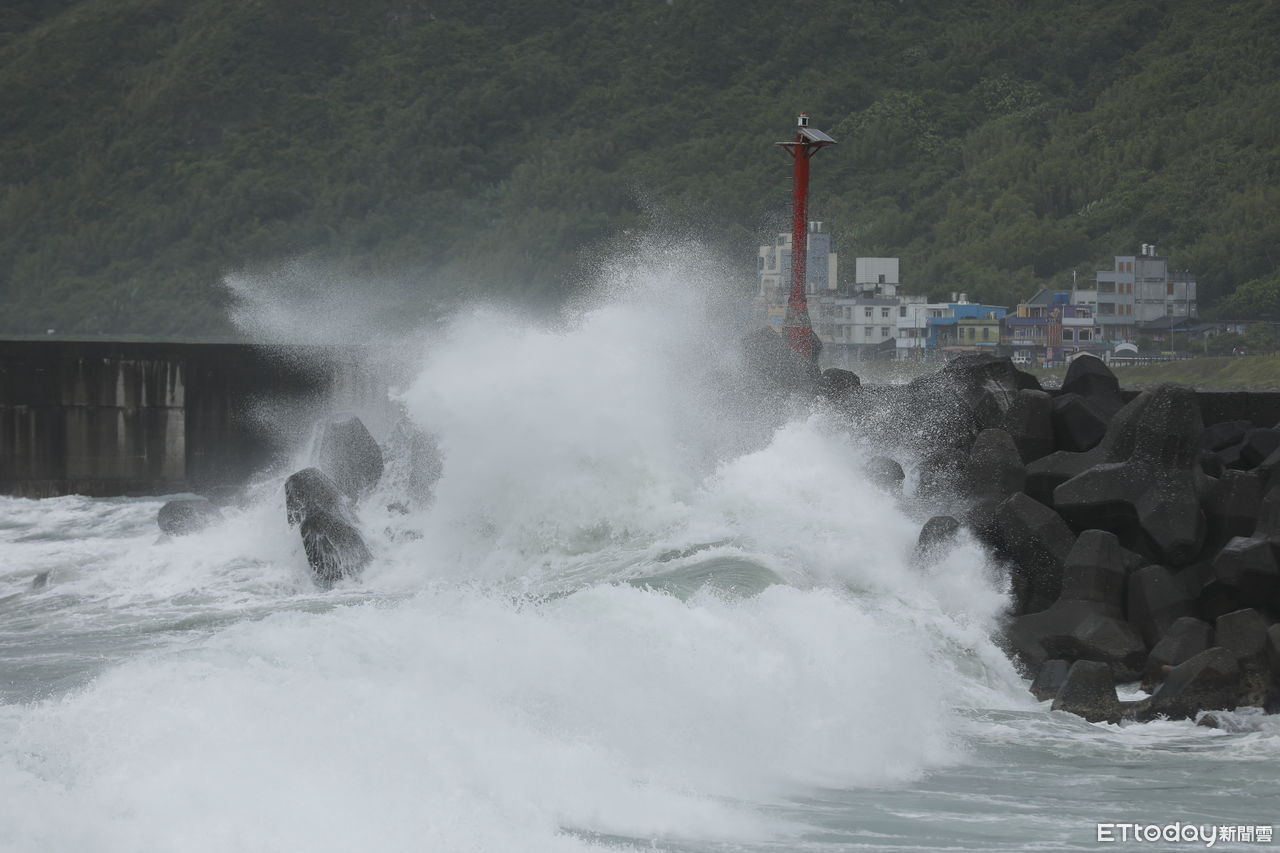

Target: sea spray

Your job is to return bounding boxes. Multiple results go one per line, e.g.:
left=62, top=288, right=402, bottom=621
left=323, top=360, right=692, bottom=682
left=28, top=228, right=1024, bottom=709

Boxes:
left=0, top=240, right=1033, bottom=851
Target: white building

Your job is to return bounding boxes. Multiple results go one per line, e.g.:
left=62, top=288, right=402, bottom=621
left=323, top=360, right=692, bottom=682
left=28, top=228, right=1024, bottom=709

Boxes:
left=1081, top=245, right=1197, bottom=343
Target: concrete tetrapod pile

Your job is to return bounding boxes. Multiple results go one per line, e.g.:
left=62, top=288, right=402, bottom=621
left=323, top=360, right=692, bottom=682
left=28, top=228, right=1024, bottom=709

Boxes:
left=818, top=350, right=1280, bottom=724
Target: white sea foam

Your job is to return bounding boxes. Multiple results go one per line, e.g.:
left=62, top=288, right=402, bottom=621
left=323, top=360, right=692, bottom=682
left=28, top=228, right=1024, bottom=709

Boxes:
left=0, top=240, right=1034, bottom=852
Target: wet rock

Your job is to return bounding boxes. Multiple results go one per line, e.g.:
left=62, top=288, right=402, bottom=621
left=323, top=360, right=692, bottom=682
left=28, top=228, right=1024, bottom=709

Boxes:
left=1127, top=565, right=1193, bottom=648
left=1142, top=647, right=1242, bottom=721
left=1203, top=537, right=1280, bottom=616
left=979, top=492, right=1076, bottom=615
left=818, top=368, right=860, bottom=402
left=1030, top=658, right=1071, bottom=701
left=1058, top=529, right=1127, bottom=618
left=1024, top=392, right=1151, bottom=507
left=740, top=327, right=820, bottom=394
left=285, top=467, right=346, bottom=527
left=864, top=456, right=905, bottom=494
left=1268, top=623, right=1280, bottom=682
left=299, top=508, right=372, bottom=589
left=285, top=467, right=371, bottom=588
left=1203, top=471, right=1264, bottom=549
left=1007, top=599, right=1147, bottom=681
left=1053, top=384, right=1205, bottom=566
left=1051, top=393, right=1109, bottom=453
left=1216, top=608, right=1271, bottom=706
left=1197, top=713, right=1220, bottom=728
left=913, top=515, right=961, bottom=565
left=1051, top=660, right=1123, bottom=724
left=157, top=497, right=222, bottom=536
left=965, top=428, right=1025, bottom=502
left=1143, top=617, right=1213, bottom=691
left=1002, top=389, right=1055, bottom=463
left=1060, top=354, right=1122, bottom=413
left=898, top=354, right=1030, bottom=457
left=383, top=418, right=444, bottom=507
left=1200, top=420, right=1252, bottom=453
left=315, top=416, right=385, bottom=500
left=1241, top=428, right=1280, bottom=469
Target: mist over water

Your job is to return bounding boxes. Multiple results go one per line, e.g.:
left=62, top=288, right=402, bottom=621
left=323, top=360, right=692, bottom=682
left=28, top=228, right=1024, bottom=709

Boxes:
left=3, top=241, right=1277, bottom=852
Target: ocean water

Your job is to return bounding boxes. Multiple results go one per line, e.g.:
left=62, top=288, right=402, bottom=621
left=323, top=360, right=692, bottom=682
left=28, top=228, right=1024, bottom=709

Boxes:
left=2, top=252, right=1277, bottom=852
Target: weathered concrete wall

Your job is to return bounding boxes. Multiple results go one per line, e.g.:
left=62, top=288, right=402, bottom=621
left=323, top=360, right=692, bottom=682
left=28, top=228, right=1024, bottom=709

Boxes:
left=0, top=340, right=354, bottom=498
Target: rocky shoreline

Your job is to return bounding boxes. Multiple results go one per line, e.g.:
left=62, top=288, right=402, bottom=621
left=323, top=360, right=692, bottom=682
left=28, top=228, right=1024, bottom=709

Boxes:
left=814, top=346, right=1280, bottom=725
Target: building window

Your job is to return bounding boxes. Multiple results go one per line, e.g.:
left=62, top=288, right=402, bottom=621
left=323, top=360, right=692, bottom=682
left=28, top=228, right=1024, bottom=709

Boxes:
left=881, top=307, right=890, bottom=318
left=864, top=308, right=873, bottom=318
left=1063, top=329, right=1074, bottom=341
left=878, top=274, right=886, bottom=284
left=881, top=326, right=890, bottom=337
left=899, top=306, right=907, bottom=317
left=1080, top=330, right=1092, bottom=341
left=983, top=328, right=991, bottom=340
left=864, top=327, right=872, bottom=338
left=1167, top=282, right=1175, bottom=295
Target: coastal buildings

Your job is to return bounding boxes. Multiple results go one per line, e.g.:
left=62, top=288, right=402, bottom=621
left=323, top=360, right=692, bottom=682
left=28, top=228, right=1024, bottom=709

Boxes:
left=755, top=233, right=1200, bottom=365
left=1074, top=245, right=1198, bottom=344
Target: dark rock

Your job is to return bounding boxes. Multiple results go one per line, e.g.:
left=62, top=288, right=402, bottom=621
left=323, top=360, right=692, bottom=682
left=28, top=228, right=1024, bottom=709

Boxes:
left=1007, top=599, right=1147, bottom=681
left=383, top=418, right=444, bottom=507
left=1200, top=420, right=1252, bottom=453
left=1257, top=446, right=1280, bottom=491
left=1142, top=647, right=1242, bottom=721
left=1241, top=428, right=1280, bottom=469
left=285, top=467, right=371, bottom=588
left=315, top=416, right=385, bottom=500
left=1199, top=452, right=1224, bottom=479
left=980, top=493, right=1077, bottom=615
left=1024, top=392, right=1151, bottom=507
left=1128, top=565, right=1193, bottom=648
left=1030, top=659, right=1071, bottom=701
left=864, top=456, right=905, bottom=494
left=1203, top=537, right=1280, bottom=616
left=913, top=515, right=961, bottom=565
left=1268, top=623, right=1280, bottom=682
left=1058, top=529, right=1127, bottom=617
left=1197, top=713, right=1220, bottom=728
left=1203, top=471, right=1264, bottom=549
left=1002, top=389, right=1055, bottom=463
left=1255, top=483, right=1280, bottom=538
left=157, top=498, right=222, bottom=536
left=299, top=508, right=372, bottom=589
left=1060, top=354, right=1121, bottom=410
left=740, top=327, right=819, bottom=393
left=1053, top=384, right=1205, bottom=566
left=1216, top=608, right=1271, bottom=705
left=900, top=354, right=1029, bottom=454
left=285, top=467, right=346, bottom=527
left=1051, top=660, right=1123, bottom=723
left=1051, top=393, right=1109, bottom=453
left=1217, top=443, right=1247, bottom=472
left=818, top=368, right=860, bottom=402
left=1143, top=617, right=1213, bottom=691
left=965, top=428, right=1025, bottom=502
left=915, top=450, right=965, bottom=504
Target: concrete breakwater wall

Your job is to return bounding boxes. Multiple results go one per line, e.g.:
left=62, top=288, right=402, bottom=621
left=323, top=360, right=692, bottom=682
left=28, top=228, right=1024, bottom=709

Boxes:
left=0, top=339, right=375, bottom=498
left=3, top=339, right=1280, bottom=499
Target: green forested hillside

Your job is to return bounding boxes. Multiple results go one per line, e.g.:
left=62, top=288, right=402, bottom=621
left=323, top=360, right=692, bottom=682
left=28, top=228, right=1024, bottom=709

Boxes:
left=1, top=0, right=1277, bottom=335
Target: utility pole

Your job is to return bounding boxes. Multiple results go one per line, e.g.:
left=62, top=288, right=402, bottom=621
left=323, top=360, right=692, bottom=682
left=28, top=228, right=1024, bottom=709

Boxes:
left=776, top=114, right=836, bottom=364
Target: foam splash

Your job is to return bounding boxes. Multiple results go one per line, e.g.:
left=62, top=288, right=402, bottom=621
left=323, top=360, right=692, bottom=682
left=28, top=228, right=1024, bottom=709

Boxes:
left=0, top=239, right=1026, bottom=851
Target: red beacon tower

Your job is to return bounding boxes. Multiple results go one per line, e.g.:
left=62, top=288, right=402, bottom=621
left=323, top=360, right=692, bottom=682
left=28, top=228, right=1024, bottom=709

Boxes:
left=776, top=113, right=837, bottom=363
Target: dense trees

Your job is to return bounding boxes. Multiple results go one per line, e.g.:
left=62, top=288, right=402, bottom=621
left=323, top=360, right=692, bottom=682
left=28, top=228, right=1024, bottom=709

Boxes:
left=1, top=0, right=1276, bottom=335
